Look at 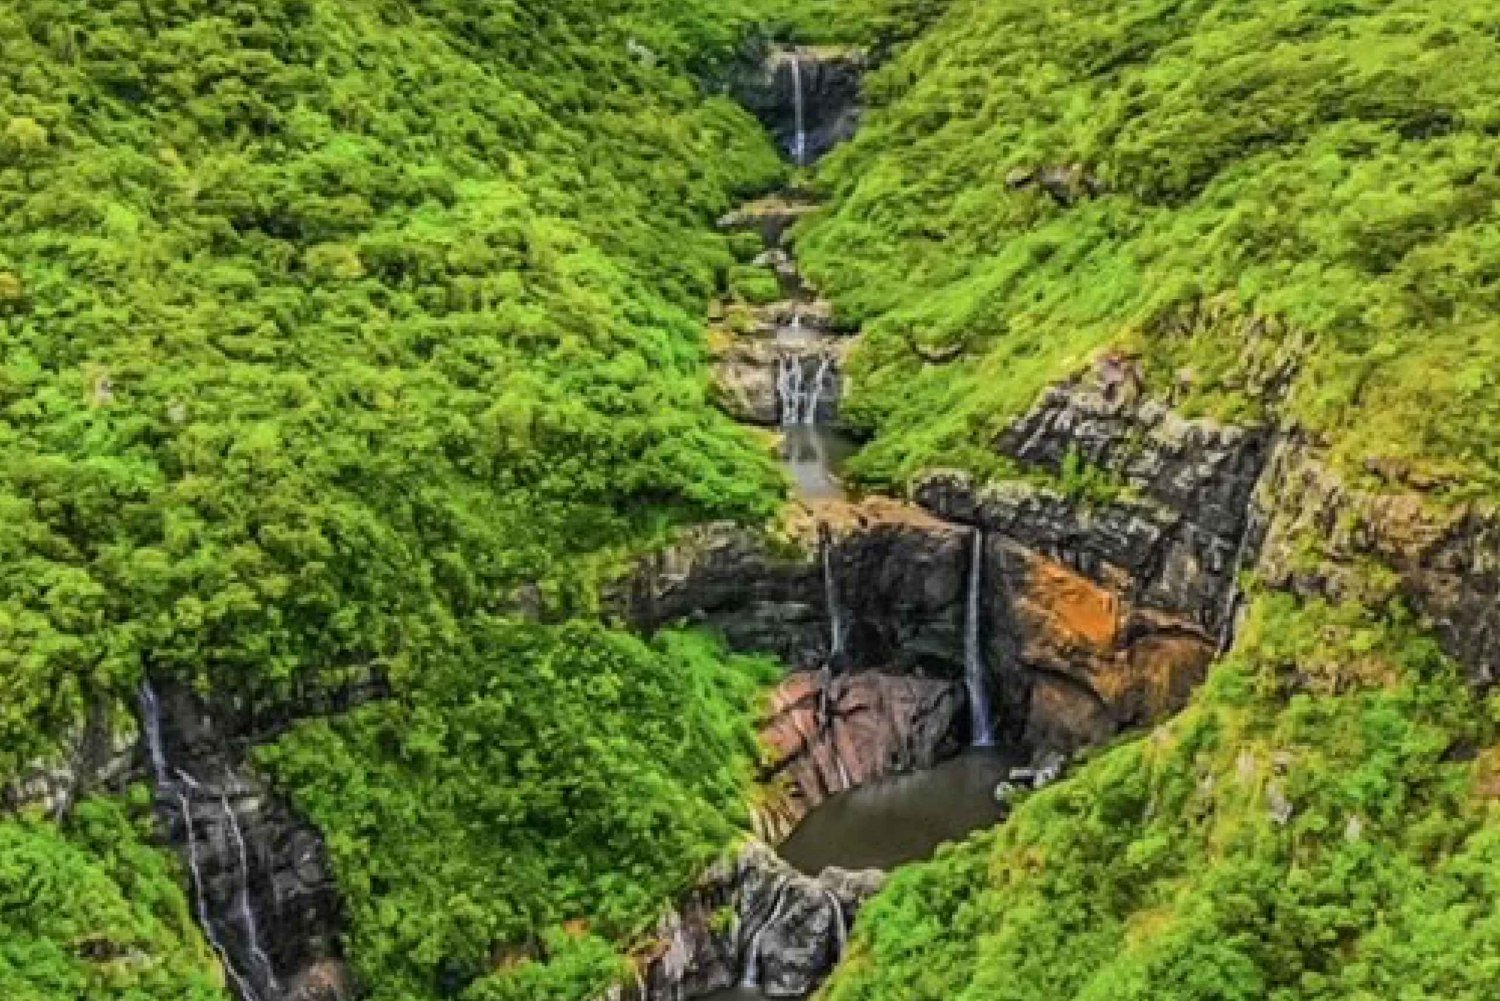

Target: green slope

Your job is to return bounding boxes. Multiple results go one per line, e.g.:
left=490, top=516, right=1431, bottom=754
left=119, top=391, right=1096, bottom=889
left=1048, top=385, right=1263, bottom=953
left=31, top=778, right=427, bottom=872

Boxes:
left=0, top=793, right=232, bottom=1000
left=0, top=0, right=789, bottom=776
left=800, top=0, right=1500, bottom=499
left=821, top=594, right=1500, bottom=1001
left=0, top=2, right=804, bottom=997
left=802, top=2, right=1500, bottom=997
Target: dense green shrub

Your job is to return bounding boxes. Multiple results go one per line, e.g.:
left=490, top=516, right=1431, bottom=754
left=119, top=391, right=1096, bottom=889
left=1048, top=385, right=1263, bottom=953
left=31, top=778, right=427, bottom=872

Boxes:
left=259, top=624, right=777, bottom=1000
left=0, top=793, right=230, bottom=1000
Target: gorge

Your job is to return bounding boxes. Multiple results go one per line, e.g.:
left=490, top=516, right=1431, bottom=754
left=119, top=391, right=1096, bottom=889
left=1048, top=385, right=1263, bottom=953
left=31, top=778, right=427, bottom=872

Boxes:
left=7, top=3, right=1500, bottom=1001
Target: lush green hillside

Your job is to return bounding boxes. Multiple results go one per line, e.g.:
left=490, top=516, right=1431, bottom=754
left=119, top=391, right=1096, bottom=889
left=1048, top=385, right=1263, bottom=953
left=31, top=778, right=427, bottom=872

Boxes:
left=798, top=4, right=1500, bottom=997
left=0, top=1, right=810, bottom=997
left=822, top=593, right=1500, bottom=1001
left=0, top=0, right=792, bottom=779
left=0, top=793, right=231, bottom=1000
left=260, top=625, right=776, bottom=1000
left=800, top=0, right=1500, bottom=498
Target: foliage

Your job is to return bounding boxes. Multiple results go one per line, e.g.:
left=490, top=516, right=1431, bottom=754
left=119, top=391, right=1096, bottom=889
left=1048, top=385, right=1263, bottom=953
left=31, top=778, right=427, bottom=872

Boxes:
left=797, top=0, right=1500, bottom=497
left=821, top=593, right=1500, bottom=1001
left=0, top=0, right=795, bottom=778
left=258, top=624, right=777, bottom=1000
left=0, top=792, right=230, bottom=1000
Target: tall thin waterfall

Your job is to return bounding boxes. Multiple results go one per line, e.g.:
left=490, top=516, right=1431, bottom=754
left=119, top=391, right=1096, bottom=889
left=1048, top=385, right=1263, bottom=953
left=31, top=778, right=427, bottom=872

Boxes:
left=965, top=532, right=997, bottom=747
left=741, top=883, right=790, bottom=987
left=803, top=354, right=833, bottom=424
left=790, top=51, right=807, bottom=166
left=822, top=530, right=847, bottom=665
left=139, top=683, right=271, bottom=1001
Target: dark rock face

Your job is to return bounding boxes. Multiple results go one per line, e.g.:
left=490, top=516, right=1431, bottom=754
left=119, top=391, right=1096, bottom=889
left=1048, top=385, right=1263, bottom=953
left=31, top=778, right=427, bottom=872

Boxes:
left=1255, top=441, right=1500, bottom=685
left=143, top=683, right=349, bottom=1001
left=609, top=843, right=883, bottom=1001
left=755, top=671, right=963, bottom=843
left=618, top=505, right=970, bottom=678
left=729, top=46, right=864, bottom=165
left=917, top=383, right=1271, bottom=751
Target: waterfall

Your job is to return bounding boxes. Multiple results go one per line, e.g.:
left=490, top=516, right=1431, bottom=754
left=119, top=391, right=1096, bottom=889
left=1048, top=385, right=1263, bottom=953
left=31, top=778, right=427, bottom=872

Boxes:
left=790, top=51, right=807, bottom=166
left=802, top=354, right=834, bottom=425
left=824, top=889, right=848, bottom=955
left=965, top=532, right=997, bottom=747
left=821, top=531, right=847, bottom=664
left=778, top=352, right=836, bottom=428
left=777, top=354, right=804, bottom=426
left=138, top=683, right=269, bottom=1001
left=224, top=792, right=279, bottom=990
left=741, top=883, right=790, bottom=987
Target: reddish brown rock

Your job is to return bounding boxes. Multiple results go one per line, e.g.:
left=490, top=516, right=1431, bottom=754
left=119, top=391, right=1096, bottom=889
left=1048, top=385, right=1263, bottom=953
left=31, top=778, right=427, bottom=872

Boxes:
left=754, top=671, right=962, bottom=842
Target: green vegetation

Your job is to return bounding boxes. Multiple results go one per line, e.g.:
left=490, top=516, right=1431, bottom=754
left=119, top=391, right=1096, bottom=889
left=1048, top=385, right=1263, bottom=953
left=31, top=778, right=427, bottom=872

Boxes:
left=799, top=0, right=1500, bottom=497
left=0, top=0, right=795, bottom=777
left=821, top=594, right=1500, bottom=1001
left=259, top=624, right=776, bottom=1000
left=0, top=1, right=813, bottom=996
left=0, top=792, right=230, bottom=1000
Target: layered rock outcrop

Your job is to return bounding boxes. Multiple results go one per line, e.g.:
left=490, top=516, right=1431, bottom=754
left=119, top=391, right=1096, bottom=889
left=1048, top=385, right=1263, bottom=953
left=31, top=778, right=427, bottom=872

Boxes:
left=619, top=500, right=969, bottom=676
left=754, top=671, right=963, bottom=843
left=626, top=378, right=1271, bottom=754
left=1254, top=442, right=1500, bottom=685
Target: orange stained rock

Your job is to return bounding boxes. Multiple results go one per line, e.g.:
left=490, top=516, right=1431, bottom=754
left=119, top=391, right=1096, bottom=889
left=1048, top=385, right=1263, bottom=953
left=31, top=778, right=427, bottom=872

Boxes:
left=1021, top=554, right=1122, bottom=650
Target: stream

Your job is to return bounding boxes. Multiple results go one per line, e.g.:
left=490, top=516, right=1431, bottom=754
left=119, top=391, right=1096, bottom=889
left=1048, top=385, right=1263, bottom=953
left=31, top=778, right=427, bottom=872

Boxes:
left=690, top=43, right=1016, bottom=1001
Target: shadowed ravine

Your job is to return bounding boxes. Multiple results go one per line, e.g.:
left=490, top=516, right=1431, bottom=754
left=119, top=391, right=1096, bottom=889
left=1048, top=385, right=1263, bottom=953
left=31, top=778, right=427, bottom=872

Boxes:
left=681, top=44, right=1018, bottom=1001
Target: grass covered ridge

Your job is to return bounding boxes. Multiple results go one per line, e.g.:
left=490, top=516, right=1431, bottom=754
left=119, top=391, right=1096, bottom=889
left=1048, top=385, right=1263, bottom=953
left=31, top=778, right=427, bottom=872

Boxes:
left=800, top=0, right=1500, bottom=497
left=258, top=624, right=777, bottom=1001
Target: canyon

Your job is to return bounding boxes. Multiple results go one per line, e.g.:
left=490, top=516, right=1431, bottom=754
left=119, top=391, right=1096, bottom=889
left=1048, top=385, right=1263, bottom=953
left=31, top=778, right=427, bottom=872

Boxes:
left=8, top=23, right=1500, bottom=1001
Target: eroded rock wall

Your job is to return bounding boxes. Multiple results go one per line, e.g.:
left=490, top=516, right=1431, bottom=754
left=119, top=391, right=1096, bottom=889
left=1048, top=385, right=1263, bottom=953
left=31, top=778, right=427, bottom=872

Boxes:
left=754, top=671, right=963, bottom=843
left=610, top=843, right=883, bottom=1001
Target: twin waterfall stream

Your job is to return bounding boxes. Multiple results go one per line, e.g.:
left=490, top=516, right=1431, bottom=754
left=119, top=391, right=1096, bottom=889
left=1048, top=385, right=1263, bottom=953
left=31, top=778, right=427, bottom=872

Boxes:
left=702, top=46, right=1009, bottom=1001
left=141, top=683, right=279, bottom=1001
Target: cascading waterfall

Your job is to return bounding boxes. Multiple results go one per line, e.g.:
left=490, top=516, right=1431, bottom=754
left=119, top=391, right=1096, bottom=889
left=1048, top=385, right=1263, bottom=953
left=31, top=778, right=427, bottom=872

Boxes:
left=803, top=354, right=834, bottom=425
left=776, top=354, right=804, bottom=426
left=790, top=50, right=807, bottom=166
left=821, top=531, right=847, bottom=664
left=139, top=683, right=272, bottom=1001
left=824, top=890, right=848, bottom=954
left=224, top=791, right=280, bottom=990
left=741, top=884, right=790, bottom=988
left=777, top=352, right=836, bottom=427
left=965, top=531, right=997, bottom=747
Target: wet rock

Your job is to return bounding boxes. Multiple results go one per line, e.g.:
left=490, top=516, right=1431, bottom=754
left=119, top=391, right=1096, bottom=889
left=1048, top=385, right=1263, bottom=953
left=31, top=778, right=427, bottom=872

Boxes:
left=614, top=842, right=882, bottom=1001
left=141, top=683, right=348, bottom=1001
left=729, top=46, right=864, bottom=165
left=755, top=671, right=963, bottom=842
left=616, top=503, right=971, bottom=676
left=717, top=197, right=819, bottom=249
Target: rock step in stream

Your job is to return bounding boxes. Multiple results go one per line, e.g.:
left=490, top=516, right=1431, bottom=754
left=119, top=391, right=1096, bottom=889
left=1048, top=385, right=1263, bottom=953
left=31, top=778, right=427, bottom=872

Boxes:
left=640, top=46, right=1031, bottom=1000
